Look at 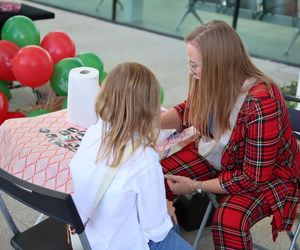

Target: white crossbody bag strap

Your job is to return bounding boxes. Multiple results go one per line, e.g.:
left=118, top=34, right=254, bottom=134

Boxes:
left=69, top=145, right=132, bottom=250
left=87, top=145, right=132, bottom=223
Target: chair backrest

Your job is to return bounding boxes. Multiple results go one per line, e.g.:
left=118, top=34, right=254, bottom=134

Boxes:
left=0, top=168, right=85, bottom=234
left=283, top=94, right=300, bottom=140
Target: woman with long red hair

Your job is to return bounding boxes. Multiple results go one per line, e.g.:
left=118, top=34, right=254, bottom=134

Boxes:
left=162, top=20, right=300, bottom=249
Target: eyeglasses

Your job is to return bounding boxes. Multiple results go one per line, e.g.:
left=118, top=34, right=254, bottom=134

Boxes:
left=187, top=59, right=201, bottom=75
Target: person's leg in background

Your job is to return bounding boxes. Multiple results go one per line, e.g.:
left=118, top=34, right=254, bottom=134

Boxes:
left=161, top=141, right=219, bottom=200
left=211, top=193, right=272, bottom=250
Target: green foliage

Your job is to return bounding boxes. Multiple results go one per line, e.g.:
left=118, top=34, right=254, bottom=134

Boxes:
left=280, top=80, right=298, bottom=109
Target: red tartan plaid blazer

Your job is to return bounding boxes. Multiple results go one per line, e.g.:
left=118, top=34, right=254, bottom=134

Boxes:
left=175, top=82, right=300, bottom=240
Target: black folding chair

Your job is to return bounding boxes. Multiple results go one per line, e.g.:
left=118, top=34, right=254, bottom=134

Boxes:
left=193, top=94, right=300, bottom=250
left=0, top=168, right=91, bottom=250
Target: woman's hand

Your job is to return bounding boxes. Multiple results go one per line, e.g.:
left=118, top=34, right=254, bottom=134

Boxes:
left=165, top=175, right=194, bottom=195
left=166, top=199, right=178, bottom=225
left=160, top=108, right=181, bottom=130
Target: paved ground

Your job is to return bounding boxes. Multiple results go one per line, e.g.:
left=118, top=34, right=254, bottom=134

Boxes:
left=1, top=1, right=300, bottom=249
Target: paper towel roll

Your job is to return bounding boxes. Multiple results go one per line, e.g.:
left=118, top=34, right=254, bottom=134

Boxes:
left=67, top=67, right=100, bottom=128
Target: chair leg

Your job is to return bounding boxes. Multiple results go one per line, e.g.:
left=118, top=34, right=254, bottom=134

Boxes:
left=252, top=242, right=270, bottom=250
left=190, top=9, right=203, bottom=24
left=193, top=191, right=300, bottom=249
left=288, top=222, right=300, bottom=250
left=96, top=0, right=123, bottom=12
left=284, top=28, right=300, bottom=55
left=34, top=213, right=46, bottom=225
left=193, top=193, right=219, bottom=249
left=79, top=232, right=92, bottom=250
left=176, top=8, right=191, bottom=31
left=176, top=0, right=203, bottom=31
left=246, top=217, right=300, bottom=250
left=117, top=0, right=124, bottom=10
left=206, top=193, right=218, bottom=208
left=0, top=193, right=20, bottom=235
left=193, top=200, right=213, bottom=249
left=95, top=0, right=104, bottom=12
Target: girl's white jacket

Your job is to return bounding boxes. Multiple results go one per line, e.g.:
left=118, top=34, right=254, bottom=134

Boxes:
left=70, top=119, right=172, bottom=250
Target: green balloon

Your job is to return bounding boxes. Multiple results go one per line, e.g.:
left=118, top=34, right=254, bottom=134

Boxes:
left=50, top=58, right=83, bottom=96
left=27, top=109, right=51, bottom=117
left=160, top=86, right=164, bottom=105
left=100, top=71, right=107, bottom=84
left=0, top=80, right=12, bottom=100
left=1, top=15, right=40, bottom=47
left=76, top=52, right=104, bottom=82
left=61, top=98, right=68, bottom=109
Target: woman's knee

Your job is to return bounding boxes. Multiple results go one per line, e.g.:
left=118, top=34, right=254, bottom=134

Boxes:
left=211, top=205, right=253, bottom=249
left=212, top=205, right=251, bottom=233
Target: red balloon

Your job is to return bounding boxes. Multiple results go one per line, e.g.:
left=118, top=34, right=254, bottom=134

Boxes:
left=6, top=111, right=26, bottom=119
left=41, top=31, right=76, bottom=64
left=0, top=40, right=20, bottom=81
left=12, top=45, right=54, bottom=88
left=0, top=92, right=9, bottom=125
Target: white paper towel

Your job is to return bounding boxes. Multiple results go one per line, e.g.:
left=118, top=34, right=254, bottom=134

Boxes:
left=67, top=67, right=100, bottom=128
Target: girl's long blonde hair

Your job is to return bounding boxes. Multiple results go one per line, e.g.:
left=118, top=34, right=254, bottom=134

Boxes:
left=95, top=62, right=160, bottom=167
left=185, top=20, right=272, bottom=139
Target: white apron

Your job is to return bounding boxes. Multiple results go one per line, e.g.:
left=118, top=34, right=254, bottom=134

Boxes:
left=198, top=78, right=256, bottom=170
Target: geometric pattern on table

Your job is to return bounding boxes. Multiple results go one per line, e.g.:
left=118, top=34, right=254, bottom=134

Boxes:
left=0, top=109, right=195, bottom=194
left=0, top=110, right=78, bottom=194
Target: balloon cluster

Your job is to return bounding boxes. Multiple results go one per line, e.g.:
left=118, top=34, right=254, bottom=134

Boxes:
left=0, top=15, right=107, bottom=123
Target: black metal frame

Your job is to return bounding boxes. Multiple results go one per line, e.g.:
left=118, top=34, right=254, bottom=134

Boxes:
left=0, top=168, right=92, bottom=249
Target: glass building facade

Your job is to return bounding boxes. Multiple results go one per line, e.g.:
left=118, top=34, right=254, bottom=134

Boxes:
left=27, top=0, right=300, bottom=67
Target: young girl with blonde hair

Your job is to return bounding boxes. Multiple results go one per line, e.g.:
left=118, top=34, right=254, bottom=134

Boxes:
left=71, top=62, right=193, bottom=250
left=162, top=20, right=300, bottom=249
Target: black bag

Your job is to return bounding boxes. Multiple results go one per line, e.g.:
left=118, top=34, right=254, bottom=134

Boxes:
left=174, top=193, right=215, bottom=231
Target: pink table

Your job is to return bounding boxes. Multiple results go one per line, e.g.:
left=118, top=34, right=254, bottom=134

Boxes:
left=0, top=109, right=194, bottom=193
